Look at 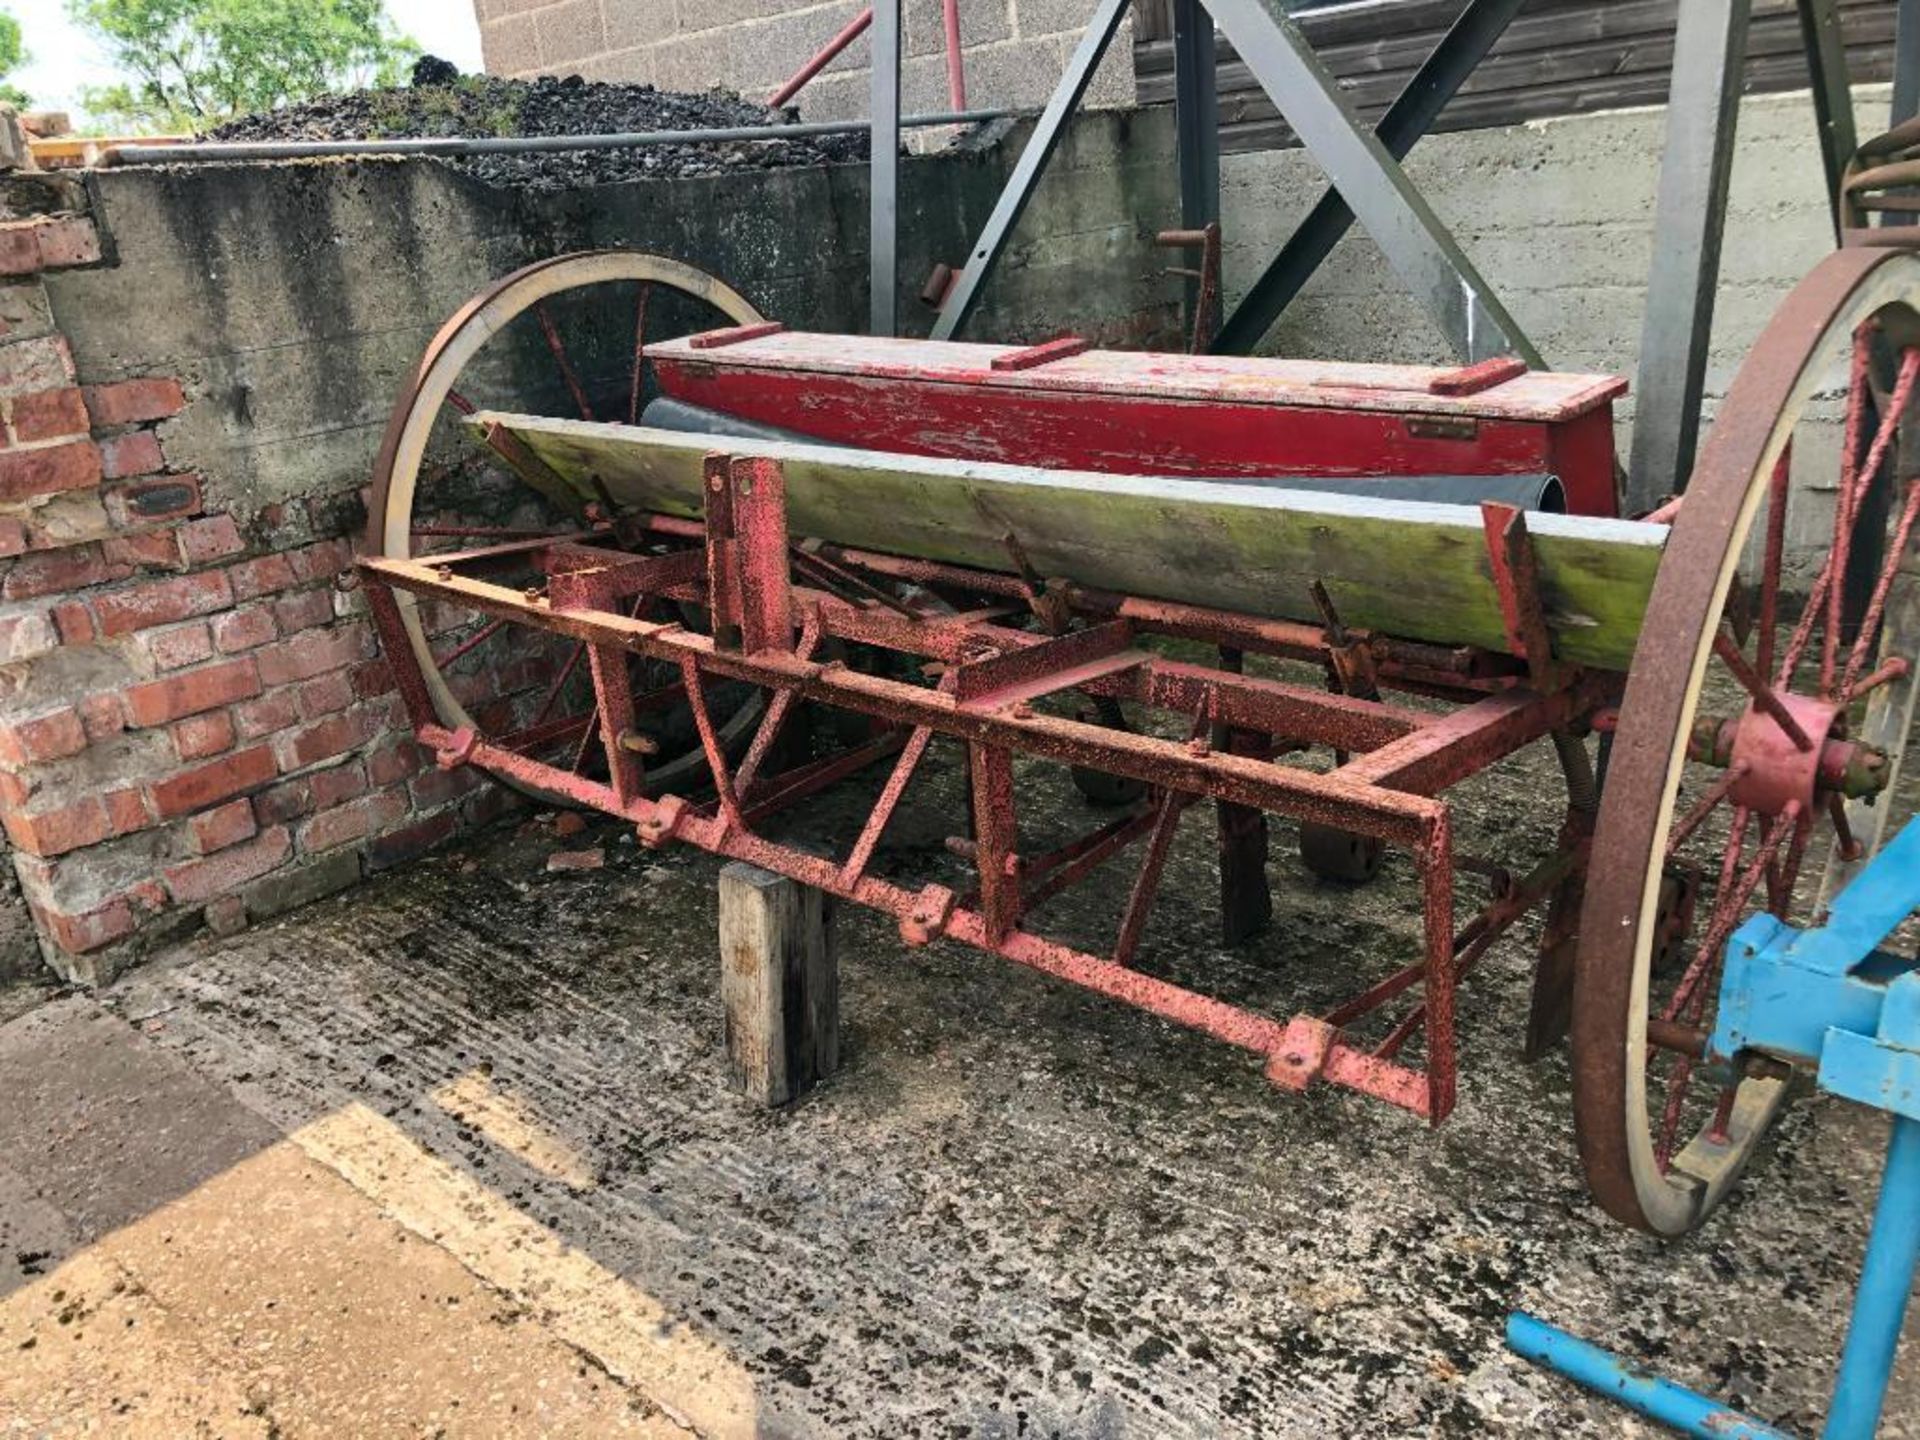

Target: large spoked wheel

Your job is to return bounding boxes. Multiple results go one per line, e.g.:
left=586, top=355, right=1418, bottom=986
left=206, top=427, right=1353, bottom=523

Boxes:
left=368, top=251, right=768, bottom=807
left=1574, top=247, right=1920, bottom=1235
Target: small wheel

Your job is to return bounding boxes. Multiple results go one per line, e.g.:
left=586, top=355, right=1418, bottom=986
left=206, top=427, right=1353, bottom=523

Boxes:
left=1071, top=696, right=1147, bottom=806
left=1298, top=822, right=1383, bottom=883
left=1574, top=248, right=1920, bottom=1235
left=367, top=251, right=768, bottom=806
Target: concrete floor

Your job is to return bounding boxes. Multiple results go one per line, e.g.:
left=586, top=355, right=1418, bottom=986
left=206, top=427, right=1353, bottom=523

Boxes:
left=0, top=773, right=1915, bottom=1437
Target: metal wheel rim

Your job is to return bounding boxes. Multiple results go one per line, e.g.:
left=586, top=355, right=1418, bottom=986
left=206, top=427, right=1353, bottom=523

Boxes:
left=1573, top=246, right=1920, bottom=1235
left=366, top=251, right=767, bottom=806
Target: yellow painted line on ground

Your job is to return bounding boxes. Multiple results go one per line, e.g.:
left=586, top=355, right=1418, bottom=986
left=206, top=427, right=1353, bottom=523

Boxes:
left=430, top=1066, right=599, bottom=1190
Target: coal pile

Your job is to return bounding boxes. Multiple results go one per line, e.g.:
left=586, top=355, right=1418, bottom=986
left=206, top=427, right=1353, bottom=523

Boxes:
left=201, top=70, right=868, bottom=188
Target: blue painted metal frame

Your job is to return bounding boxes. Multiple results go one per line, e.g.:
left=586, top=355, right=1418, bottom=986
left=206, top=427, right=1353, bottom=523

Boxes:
left=1515, top=820, right=1920, bottom=1439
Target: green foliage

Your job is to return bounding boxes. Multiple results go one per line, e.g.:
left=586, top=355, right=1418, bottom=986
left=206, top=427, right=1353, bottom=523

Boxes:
left=69, top=0, right=419, bottom=132
left=0, top=10, right=29, bottom=111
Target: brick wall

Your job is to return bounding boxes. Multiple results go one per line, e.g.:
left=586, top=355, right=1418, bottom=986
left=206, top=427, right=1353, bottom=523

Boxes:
left=0, top=180, right=511, bottom=985
left=472, top=0, right=1136, bottom=122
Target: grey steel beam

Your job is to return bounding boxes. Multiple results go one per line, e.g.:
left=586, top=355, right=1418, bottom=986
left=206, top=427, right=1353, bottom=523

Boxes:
left=1896, top=0, right=1920, bottom=125
left=1797, top=0, right=1858, bottom=240
left=1625, top=0, right=1751, bottom=513
left=1214, top=0, right=1525, bottom=356
left=929, top=0, right=1132, bottom=341
left=870, top=0, right=903, bottom=338
left=1203, top=0, right=1540, bottom=367
left=1172, top=0, right=1221, bottom=327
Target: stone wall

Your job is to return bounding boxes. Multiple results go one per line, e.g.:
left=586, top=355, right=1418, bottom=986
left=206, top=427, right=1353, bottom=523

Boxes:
left=472, top=0, right=1136, bottom=122
left=0, top=112, right=1178, bottom=984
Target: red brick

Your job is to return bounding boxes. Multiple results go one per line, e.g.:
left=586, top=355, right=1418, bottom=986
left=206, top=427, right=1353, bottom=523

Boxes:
left=3, top=795, right=111, bottom=857
left=275, top=707, right=376, bottom=772
left=310, top=761, right=369, bottom=810
left=367, top=736, right=424, bottom=787
left=0, top=517, right=26, bottom=558
left=101, top=530, right=182, bottom=570
left=0, top=439, right=101, bottom=503
left=2, top=543, right=115, bottom=601
left=78, top=693, right=125, bottom=742
left=33, top=897, right=136, bottom=955
left=256, top=624, right=368, bottom=687
left=204, top=894, right=248, bottom=936
left=7, top=387, right=89, bottom=444
left=232, top=689, right=299, bottom=741
left=0, top=707, right=87, bottom=767
left=273, top=587, right=334, bottom=633
left=103, top=787, right=151, bottom=837
left=297, top=670, right=353, bottom=719
left=366, top=810, right=457, bottom=870
left=188, top=797, right=257, bottom=855
left=163, top=825, right=290, bottom=904
left=105, top=474, right=200, bottom=526
left=254, top=777, right=313, bottom=826
left=84, top=377, right=186, bottom=428
left=410, top=764, right=483, bottom=811
left=228, top=552, right=297, bottom=601
left=298, top=789, right=406, bottom=853
left=140, top=621, right=214, bottom=672
left=148, top=744, right=276, bottom=819
left=93, top=569, right=233, bottom=637
left=32, top=217, right=101, bottom=271
left=0, top=226, right=40, bottom=278
left=49, top=602, right=94, bottom=647
left=171, top=709, right=235, bottom=761
left=98, top=431, right=165, bottom=480
left=179, top=514, right=245, bottom=566
left=212, top=605, right=276, bottom=654
left=349, top=659, right=396, bottom=700
left=289, top=538, right=355, bottom=582
left=125, top=656, right=261, bottom=727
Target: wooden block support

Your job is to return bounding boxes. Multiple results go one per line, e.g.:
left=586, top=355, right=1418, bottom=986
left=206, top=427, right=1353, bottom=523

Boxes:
left=719, top=862, right=838, bottom=1106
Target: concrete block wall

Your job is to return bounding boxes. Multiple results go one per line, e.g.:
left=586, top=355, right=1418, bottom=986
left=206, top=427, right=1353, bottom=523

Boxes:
left=0, top=111, right=1178, bottom=984
left=472, top=0, right=1136, bottom=122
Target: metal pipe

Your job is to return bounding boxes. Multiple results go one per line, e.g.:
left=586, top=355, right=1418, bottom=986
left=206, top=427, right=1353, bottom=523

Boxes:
left=103, top=109, right=1008, bottom=166
left=1506, top=1314, right=1797, bottom=1439
left=768, top=6, right=874, bottom=109
left=1824, top=1114, right=1920, bottom=1440
left=943, top=0, right=968, bottom=110
left=870, top=0, right=903, bottom=338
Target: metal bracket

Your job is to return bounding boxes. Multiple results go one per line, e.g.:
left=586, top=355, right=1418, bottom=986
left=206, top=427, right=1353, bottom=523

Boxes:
left=1479, top=502, right=1565, bottom=693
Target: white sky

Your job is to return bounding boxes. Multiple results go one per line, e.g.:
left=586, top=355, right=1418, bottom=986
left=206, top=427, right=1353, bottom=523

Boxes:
left=10, top=0, right=486, bottom=120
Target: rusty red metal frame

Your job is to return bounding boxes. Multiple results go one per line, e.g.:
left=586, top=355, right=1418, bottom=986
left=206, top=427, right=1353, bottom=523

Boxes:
left=359, top=466, right=1619, bottom=1127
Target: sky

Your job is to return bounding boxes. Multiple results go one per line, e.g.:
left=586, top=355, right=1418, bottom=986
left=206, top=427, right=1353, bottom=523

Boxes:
left=9, top=1, right=487, bottom=121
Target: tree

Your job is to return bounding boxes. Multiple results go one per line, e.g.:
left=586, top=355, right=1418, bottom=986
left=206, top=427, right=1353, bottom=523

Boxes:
left=0, top=11, right=28, bottom=111
left=70, top=0, right=418, bottom=132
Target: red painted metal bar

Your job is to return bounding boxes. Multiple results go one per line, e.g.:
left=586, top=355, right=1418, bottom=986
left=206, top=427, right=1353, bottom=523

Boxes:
left=768, top=8, right=873, bottom=108
left=943, top=0, right=967, bottom=109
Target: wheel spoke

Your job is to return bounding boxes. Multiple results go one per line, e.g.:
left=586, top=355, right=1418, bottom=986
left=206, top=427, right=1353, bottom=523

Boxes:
left=1713, top=631, right=1814, bottom=750
left=433, top=617, right=506, bottom=670
left=1821, top=330, right=1878, bottom=694
left=1842, top=476, right=1920, bottom=693
left=1665, top=763, right=1749, bottom=860
left=629, top=281, right=653, bottom=426
left=535, top=301, right=597, bottom=422
left=1755, top=443, right=1791, bottom=679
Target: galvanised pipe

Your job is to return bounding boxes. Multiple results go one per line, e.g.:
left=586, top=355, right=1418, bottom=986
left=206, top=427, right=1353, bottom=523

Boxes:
left=103, top=109, right=1009, bottom=166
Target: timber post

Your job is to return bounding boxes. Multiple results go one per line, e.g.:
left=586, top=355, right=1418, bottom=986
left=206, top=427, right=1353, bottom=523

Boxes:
left=718, top=862, right=839, bottom=1106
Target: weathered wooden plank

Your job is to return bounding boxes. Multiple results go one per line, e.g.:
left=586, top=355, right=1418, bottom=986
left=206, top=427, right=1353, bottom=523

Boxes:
left=469, top=413, right=1667, bottom=669
left=719, top=862, right=838, bottom=1108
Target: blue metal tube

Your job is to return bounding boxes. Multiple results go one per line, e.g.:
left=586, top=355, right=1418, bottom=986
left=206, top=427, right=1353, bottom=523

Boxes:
left=1823, top=1114, right=1920, bottom=1440
left=1506, top=1313, right=1798, bottom=1439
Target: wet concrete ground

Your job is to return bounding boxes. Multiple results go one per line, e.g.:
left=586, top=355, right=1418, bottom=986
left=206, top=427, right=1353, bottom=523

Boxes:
left=1, top=735, right=1916, bottom=1436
